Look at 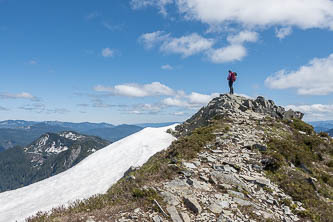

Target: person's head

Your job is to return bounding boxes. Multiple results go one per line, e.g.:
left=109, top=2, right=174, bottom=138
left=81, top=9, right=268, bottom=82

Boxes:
left=228, top=70, right=232, bottom=73
left=234, top=72, right=237, bottom=76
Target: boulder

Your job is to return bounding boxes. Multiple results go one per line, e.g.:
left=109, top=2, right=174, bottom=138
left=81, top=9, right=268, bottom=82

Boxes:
left=166, top=205, right=183, bottom=222
left=183, top=196, right=202, bottom=214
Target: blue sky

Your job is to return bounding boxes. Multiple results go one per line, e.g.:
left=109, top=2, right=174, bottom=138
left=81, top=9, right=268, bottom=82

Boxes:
left=1, top=0, right=333, bottom=124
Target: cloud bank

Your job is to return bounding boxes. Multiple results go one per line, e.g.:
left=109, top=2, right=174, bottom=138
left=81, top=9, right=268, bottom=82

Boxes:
left=265, top=54, right=333, bottom=95
left=285, top=104, right=333, bottom=121
left=139, top=31, right=258, bottom=63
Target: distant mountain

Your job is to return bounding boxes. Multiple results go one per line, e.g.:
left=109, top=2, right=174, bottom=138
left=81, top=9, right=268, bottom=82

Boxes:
left=0, top=131, right=110, bottom=192
left=82, top=124, right=143, bottom=142
left=43, top=121, right=114, bottom=132
left=0, top=120, right=39, bottom=129
left=0, top=124, right=70, bottom=151
left=0, top=120, right=114, bottom=131
left=309, top=120, right=333, bottom=132
left=0, top=120, right=129, bottom=151
left=135, top=122, right=179, bottom=128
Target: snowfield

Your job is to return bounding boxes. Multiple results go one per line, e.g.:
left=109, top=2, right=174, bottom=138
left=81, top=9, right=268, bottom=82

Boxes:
left=0, top=125, right=177, bottom=222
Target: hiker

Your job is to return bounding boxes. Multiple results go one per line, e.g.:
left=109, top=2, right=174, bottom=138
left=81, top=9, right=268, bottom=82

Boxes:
left=227, top=70, right=237, bottom=94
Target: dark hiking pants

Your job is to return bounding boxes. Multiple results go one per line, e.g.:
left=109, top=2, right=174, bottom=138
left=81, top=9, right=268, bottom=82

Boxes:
left=229, top=80, right=234, bottom=94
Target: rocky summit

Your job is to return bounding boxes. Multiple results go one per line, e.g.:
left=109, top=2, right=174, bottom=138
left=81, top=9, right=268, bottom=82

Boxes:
left=176, top=94, right=304, bottom=136
left=28, top=94, right=333, bottom=222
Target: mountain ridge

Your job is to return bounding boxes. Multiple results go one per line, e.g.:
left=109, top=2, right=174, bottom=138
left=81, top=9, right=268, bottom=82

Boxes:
left=0, top=121, right=142, bottom=151
left=7, top=94, right=333, bottom=222
left=0, top=131, right=110, bottom=192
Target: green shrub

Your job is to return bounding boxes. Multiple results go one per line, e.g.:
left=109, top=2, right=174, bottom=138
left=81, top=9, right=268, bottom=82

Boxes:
left=290, top=119, right=314, bottom=135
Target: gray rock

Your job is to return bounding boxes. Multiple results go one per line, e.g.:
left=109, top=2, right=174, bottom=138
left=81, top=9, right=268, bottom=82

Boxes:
left=161, top=191, right=180, bottom=206
left=221, top=164, right=238, bottom=173
left=180, top=171, right=192, bottom=178
left=255, top=177, right=270, bottom=186
left=283, top=206, right=291, bottom=215
left=180, top=212, right=191, bottom=222
left=218, top=200, right=231, bottom=209
left=85, top=218, right=96, bottom=222
left=228, top=190, right=245, bottom=198
left=208, top=203, right=223, bottom=214
left=192, top=178, right=211, bottom=191
left=240, top=175, right=256, bottom=182
left=183, top=162, right=197, bottom=169
left=165, top=179, right=189, bottom=188
left=209, top=175, right=218, bottom=184
left=199, top=175, right=209, bottom=182
left=217, top=214, right=232, bottom=222
left=234, top=197, right=252, bottom=206
left=211, top=171, right=247, bottom=188
left=153, top=215, right=163, bottom=222
left=166, top=205, right=183, bottom=222
left=260, top=211, right=274, bottom=219
left=218, top=184, right=233, bottom=190
left=183, top=196, right=202, bottom=214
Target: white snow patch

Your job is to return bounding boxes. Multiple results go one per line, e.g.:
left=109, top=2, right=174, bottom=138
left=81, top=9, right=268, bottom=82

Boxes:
left=45, top=142, right=69, bottom=154
left=60, top=132, right=85, bottom=140
left=0, top=125, right=177, bottom=222
left=38, top=135, right=49, bottom=147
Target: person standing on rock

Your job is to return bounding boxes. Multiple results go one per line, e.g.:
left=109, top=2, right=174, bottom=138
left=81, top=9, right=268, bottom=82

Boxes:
left=227, top=70, right=237, bottom=94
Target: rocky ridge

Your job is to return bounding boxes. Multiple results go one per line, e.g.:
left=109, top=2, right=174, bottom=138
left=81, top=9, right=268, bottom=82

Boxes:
left=112, top=95, right=305, bottom=222
left=176, top=94, right=303, bottom=136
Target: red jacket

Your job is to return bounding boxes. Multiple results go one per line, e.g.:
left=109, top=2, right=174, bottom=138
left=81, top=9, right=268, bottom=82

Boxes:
left=227, top=72, right=236, bottom=82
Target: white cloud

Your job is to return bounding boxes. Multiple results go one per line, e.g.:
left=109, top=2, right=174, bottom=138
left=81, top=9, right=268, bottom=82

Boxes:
left=227, top=31, right=259, bottom=44
left=285, top=104, right=333, bottom=121
left=140, top=32, right=214, bottom=57
left=172, top=111, right=187, bottom=116
left=187, top=92, right=219, bottom=104
left=0, top=92, right=37, bottom=100
left=140, top=31, right=256, bottom=62
left=139, top=31, right=170, bottom=49
left=275, top=27, right=293, bottom=39
left=101, top=48, right=114, bottom=57
left=126, top=103, right=163, bottom=115
left=29, top=60, right=37, bottom=65
left=208, top=31, right=258, bottom=63
left=102, top=21, right=123, bottom=31
left=162, top=97, right=189, bottom=107
left=102, top=21, right=114, bottom=31
left=175, top=0, right=333, bottom=31
left=162, top=91, right=219, bottom=108
left=94, top=82, right=175, bottom=97
left=85, top=12, right=100, bottom=20
left=161, top=64, right=173, bottom=70
left=160, top=33, right=215, bottom=57
left=208, top=44, right=246, bottom=63
left=265, top=54, right=333, bottom=95
left=130, top=0, right=173, bottom=16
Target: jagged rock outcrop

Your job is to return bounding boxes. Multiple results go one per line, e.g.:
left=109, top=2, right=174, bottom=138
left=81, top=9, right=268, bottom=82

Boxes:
left=176, top=94, right=303, bottom=136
